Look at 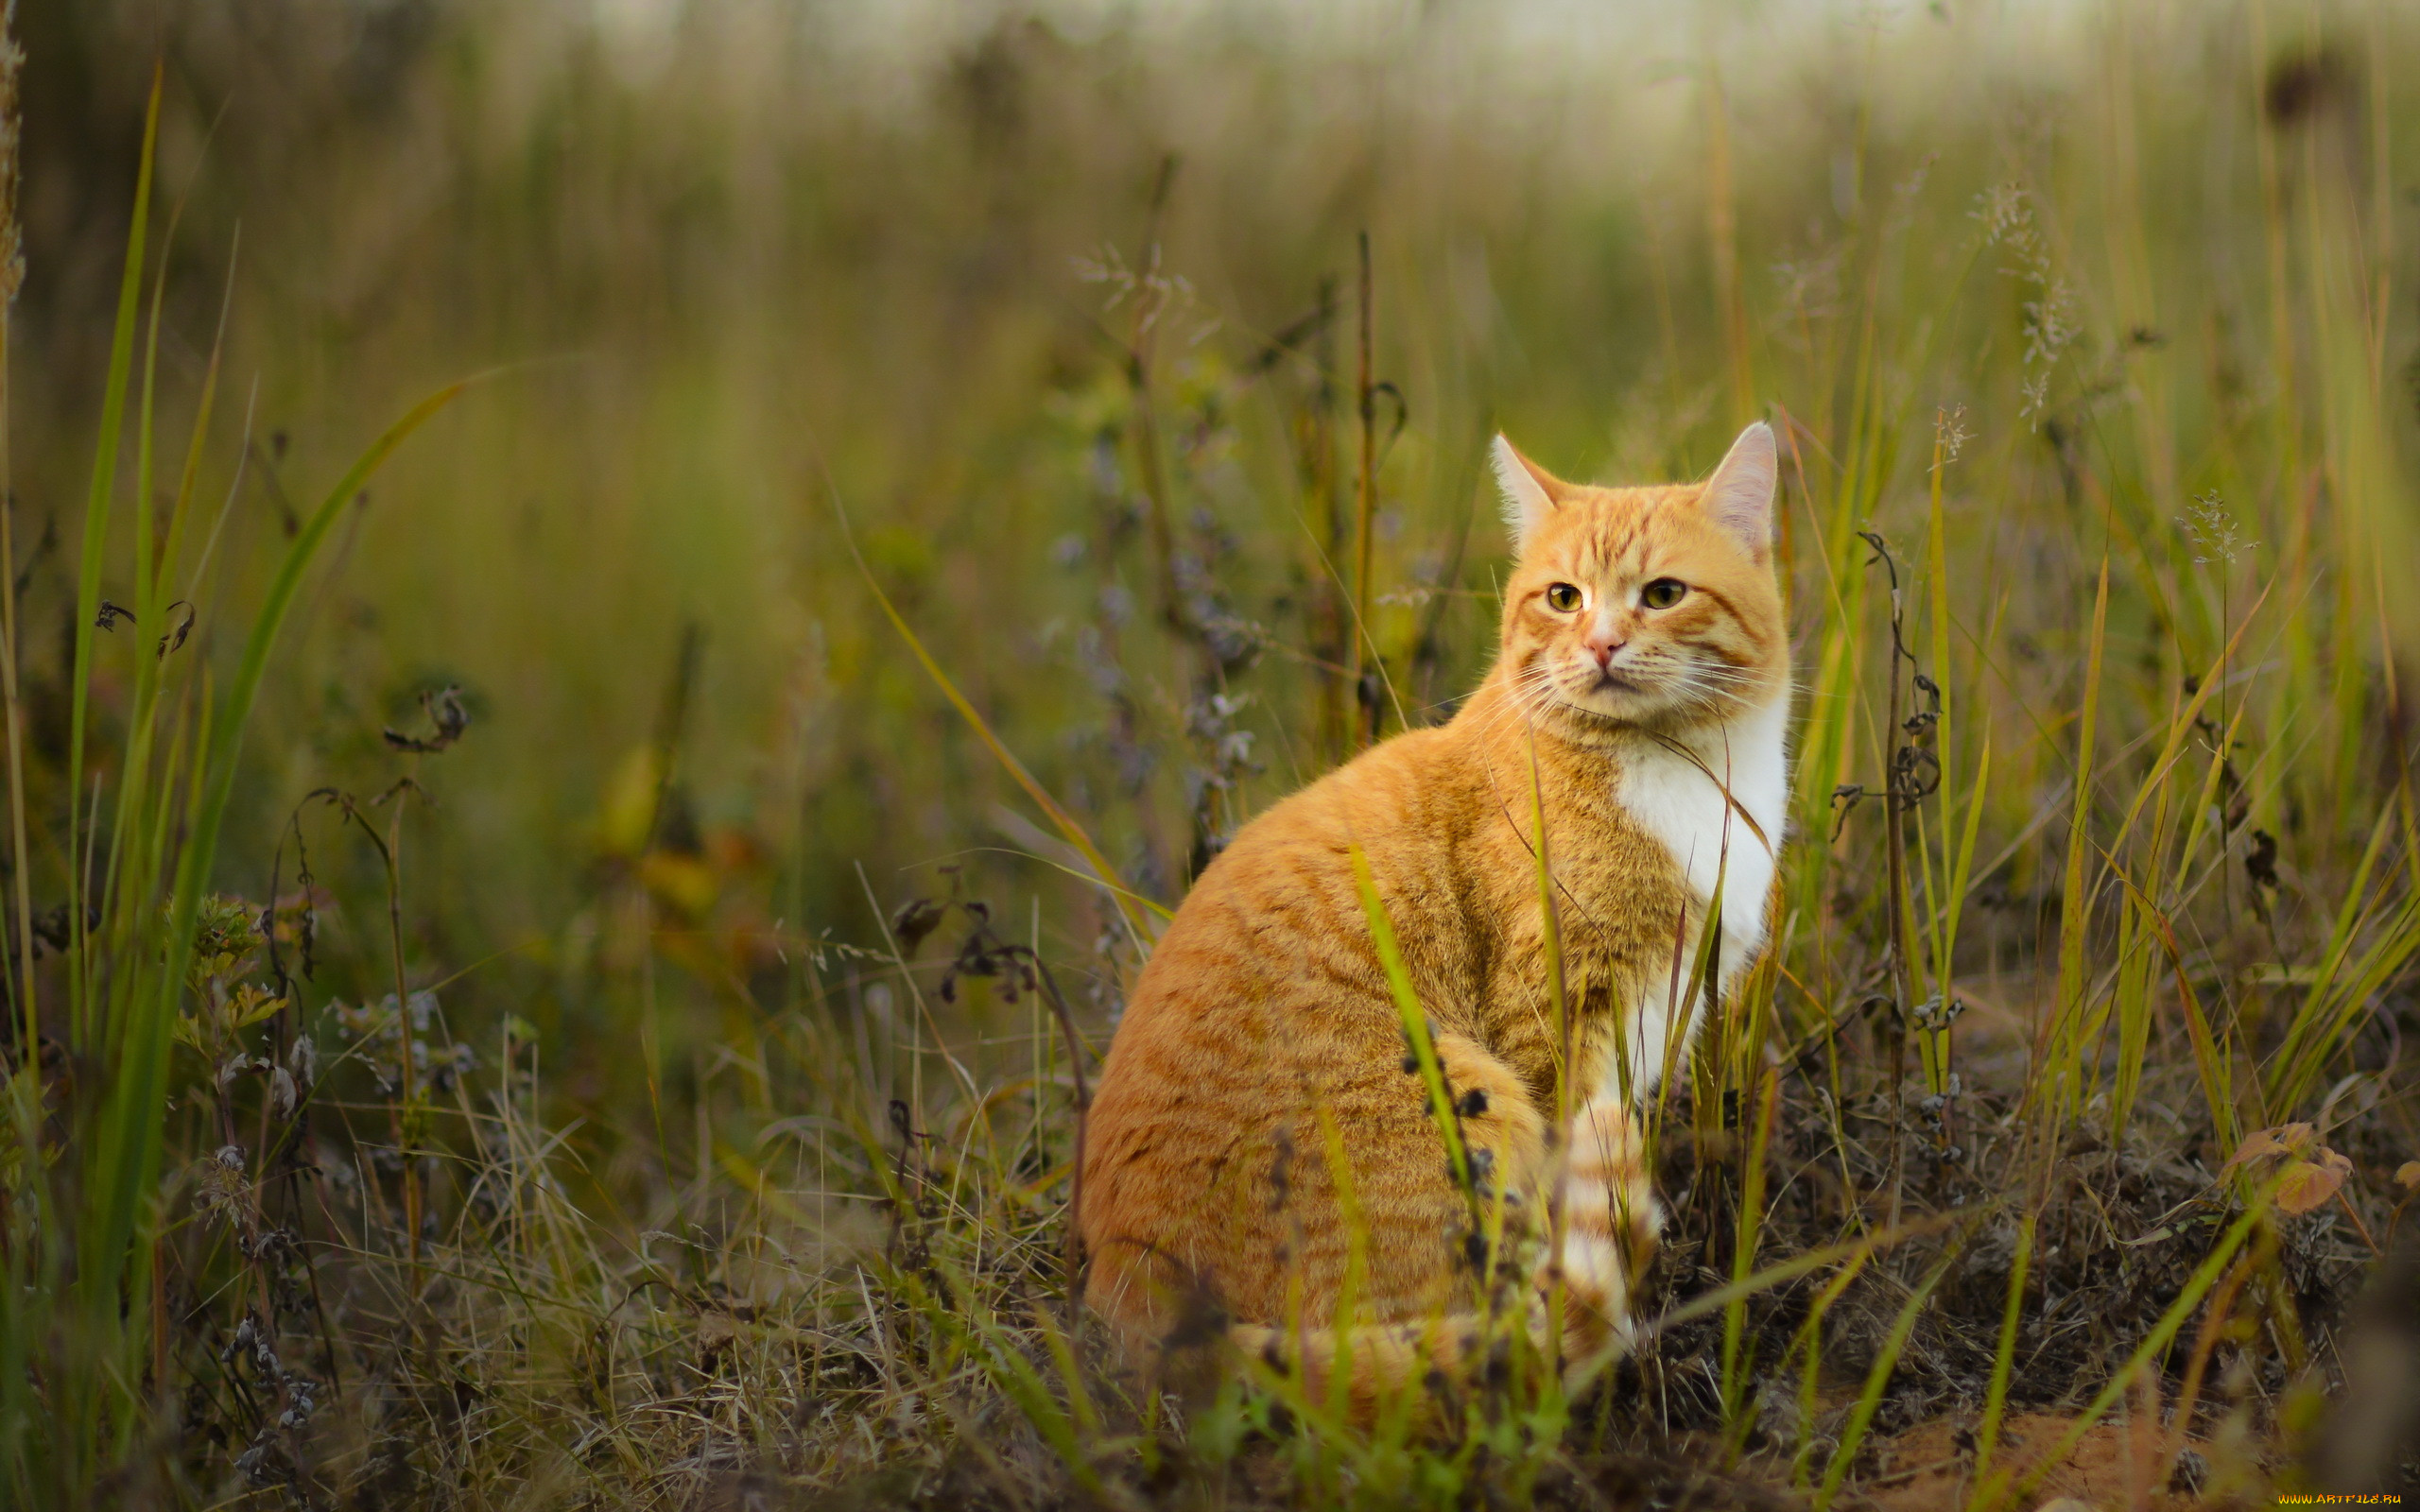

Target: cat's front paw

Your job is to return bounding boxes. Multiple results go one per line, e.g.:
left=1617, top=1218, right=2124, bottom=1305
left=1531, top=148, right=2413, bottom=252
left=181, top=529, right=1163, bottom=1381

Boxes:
left=1549, top=1098, right=1661, bottom=1345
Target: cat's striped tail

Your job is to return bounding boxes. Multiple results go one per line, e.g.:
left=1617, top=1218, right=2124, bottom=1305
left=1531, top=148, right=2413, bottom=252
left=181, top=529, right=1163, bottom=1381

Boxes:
left=1221, top=1098, right=1661, bottom=1419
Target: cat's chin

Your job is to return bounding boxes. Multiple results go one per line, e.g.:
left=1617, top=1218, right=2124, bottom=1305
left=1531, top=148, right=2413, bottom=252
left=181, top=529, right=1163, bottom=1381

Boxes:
left=1543, top=686, right=1689, bottom=730
left=1539, top=677, right=1754, bottom=736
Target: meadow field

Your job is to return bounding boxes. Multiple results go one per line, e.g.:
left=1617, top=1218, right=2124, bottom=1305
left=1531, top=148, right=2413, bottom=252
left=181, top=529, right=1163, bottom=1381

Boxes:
left=5, top=0, right=2419, bottom=1505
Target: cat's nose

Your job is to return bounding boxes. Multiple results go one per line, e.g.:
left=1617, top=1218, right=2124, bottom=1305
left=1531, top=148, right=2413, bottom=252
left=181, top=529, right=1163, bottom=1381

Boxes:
left=1586, top=636, right=1625, bottom=668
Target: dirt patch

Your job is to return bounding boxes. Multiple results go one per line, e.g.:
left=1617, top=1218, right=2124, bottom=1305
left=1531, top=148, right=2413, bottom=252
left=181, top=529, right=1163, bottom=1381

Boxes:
left=1847, top=1411, right=2267, bottom=1511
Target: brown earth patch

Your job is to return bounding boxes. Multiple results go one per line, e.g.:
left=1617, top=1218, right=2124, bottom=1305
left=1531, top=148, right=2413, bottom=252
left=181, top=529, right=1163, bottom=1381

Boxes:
left=1837, top=1409, right=2275, bottom=1511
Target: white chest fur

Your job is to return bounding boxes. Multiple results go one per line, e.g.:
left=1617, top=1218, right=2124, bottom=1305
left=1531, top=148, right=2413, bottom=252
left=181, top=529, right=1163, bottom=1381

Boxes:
left=1599, top=693, right=1790, bottom=1098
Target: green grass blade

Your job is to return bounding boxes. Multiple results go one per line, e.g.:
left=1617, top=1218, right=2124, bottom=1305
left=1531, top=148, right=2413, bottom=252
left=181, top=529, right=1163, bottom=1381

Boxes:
left=63, top=64, right=160, bottom=1043
left=1814, top=1246, right=1959, bottom=1511
left=2040, top=558, right=2110, bottom=1143
left=1349, top=840, right=1471, bottom=1197
left=1969, top=1212, right=2033, bottom=1491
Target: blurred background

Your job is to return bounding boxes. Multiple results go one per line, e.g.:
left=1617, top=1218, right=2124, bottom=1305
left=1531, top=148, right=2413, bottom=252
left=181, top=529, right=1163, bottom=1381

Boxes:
left=17, top=0, right=2417, bottom=1276
left=22, top=0, right=2017, bottom=1100
left=23, top=0, right=2420, bottom=1098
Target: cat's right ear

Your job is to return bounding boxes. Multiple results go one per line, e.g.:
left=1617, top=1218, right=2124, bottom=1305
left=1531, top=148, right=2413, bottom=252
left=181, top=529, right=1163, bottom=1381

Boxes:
left=1492, top=435, right=1562, bottom=551
left=1700, top=421, right=1778, bottom=558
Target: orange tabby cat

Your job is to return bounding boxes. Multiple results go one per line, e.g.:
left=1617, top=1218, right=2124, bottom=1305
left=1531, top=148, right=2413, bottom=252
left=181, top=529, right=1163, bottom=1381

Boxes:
left=1080, top=422, right=1790, bottom=1410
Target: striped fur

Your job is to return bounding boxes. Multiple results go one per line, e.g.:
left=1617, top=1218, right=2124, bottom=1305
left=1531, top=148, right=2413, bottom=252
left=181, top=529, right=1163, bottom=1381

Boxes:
left=1080, top=423, right=1790, bottom=1414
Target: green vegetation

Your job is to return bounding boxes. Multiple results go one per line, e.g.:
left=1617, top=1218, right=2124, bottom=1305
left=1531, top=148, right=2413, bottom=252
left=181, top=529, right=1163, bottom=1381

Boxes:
left=5, top=2, right=2418, bottom=1505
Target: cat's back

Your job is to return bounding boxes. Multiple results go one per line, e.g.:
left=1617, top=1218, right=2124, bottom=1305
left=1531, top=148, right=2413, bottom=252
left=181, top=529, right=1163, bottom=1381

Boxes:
left=1124, top=719, right=1484, bottom=1006
left=1084, top=720, right=1495, bottom=1148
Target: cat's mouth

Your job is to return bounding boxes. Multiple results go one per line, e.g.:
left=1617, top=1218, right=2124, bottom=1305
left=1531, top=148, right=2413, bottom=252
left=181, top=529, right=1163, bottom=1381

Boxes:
left=1541, top=666, right=1661, bottom=722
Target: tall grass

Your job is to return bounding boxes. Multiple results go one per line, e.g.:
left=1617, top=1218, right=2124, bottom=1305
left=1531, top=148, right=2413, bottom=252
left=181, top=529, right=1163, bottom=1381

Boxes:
left=0, top=65, right=467, bottom=1501
left=5, top=0, right=2417, bottom=1505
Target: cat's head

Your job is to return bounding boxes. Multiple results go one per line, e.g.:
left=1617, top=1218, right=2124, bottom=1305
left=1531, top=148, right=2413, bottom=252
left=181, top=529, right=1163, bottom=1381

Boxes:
left=1492, top=421, right=1789, bottom=732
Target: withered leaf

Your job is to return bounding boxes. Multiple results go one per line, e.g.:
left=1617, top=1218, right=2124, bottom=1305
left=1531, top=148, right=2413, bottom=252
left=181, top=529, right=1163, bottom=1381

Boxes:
left=2223, top=1122, right=2315, bottom=1172
left=2273, top=1147, right=2352, bottom=1216
left=157, top=600, right=196, bottom=656
left=384, top=684, right=471, bottom=754
left=890, top=897, right=947, bottom=954
left=2245, top=829, right=2279, bottom=891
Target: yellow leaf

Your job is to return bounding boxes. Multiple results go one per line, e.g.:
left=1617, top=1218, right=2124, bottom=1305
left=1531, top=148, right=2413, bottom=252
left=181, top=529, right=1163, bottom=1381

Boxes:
left=228, top=985, right=286, bottom=1030
left=596, top=747, right=662, bottom=858
left=639, top=850, right=718, bottom=919
left=2394, top=1160, right=2420, bottom=1192
left=2273, top=1147, right=2351, bottom=1216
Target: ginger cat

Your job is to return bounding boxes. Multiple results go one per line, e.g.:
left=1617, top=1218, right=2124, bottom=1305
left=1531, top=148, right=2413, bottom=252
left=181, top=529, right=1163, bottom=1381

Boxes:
left=1080, top=422, right=1790, bottom=1410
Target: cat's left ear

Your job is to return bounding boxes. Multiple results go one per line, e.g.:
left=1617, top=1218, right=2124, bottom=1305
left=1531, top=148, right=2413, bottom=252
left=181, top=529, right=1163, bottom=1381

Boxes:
left=1701, top=421, right=1777, bottom=558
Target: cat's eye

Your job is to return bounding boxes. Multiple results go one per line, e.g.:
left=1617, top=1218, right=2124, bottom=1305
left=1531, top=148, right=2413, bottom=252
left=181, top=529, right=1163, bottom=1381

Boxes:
left=1641, top=577, right=1687, bottom=610
left=1544, top=582, right=1583, bottom=612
